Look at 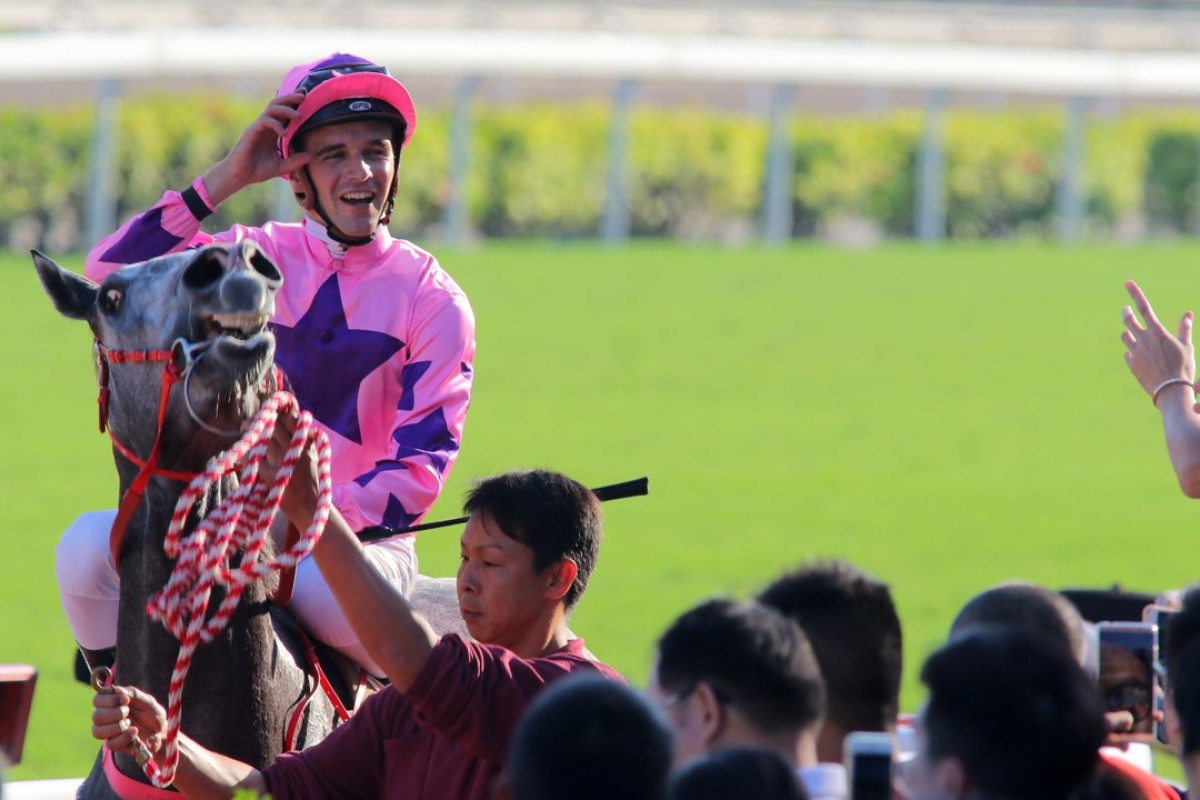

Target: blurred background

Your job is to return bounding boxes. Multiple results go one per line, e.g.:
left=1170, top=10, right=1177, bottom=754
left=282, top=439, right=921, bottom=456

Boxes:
left=6, top=1, right=1200, bottom=789
left=3, top=0, right=1200, bottom=252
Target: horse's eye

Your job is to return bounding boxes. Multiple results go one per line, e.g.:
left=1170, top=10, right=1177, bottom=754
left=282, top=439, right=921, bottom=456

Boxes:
left=99, top=288, right=123, bottom=315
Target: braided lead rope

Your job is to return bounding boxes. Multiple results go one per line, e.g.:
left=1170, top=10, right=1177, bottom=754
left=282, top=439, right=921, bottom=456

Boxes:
left=142, top=391, right=333, bottom=788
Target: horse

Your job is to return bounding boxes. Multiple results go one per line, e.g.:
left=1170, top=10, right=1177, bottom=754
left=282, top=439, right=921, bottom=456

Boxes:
left=33, top=242, right=464, bottom=798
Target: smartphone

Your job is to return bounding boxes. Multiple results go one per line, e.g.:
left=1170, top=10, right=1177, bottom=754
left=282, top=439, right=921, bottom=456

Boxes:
left=1144, top=606, right=1179, bottom=746
left=844, top=731, right=895, bottom=800
left=1096, top=621, right=1157, bottom=738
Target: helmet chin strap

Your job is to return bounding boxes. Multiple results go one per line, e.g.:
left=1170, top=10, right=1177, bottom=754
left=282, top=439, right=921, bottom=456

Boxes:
left=297, top=161, right=400, bottom=247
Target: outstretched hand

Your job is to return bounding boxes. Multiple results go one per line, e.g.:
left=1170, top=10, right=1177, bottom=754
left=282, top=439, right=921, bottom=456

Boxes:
left=92, top=685, right=166, bottom=762
left=201, top=91, right=314, bottom=206
left=1121, top=280, right=1196, bottom=404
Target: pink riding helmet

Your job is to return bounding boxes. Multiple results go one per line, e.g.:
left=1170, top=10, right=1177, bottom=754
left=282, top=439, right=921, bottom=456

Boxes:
left=277, top=53, right=417, bottom=158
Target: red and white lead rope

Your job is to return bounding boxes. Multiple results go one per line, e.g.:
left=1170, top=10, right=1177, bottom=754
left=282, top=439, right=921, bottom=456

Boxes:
left=140, top=391, right=332, bottom=788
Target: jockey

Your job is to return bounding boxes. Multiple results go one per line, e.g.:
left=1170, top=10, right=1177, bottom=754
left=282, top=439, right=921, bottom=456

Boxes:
left=59, top=53, right=475, bottom=679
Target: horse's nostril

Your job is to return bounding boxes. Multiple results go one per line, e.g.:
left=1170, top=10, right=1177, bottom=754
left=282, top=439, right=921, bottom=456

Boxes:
left=182, top=250, right=225, bottom=290
left=249, top=251, right=283, bottom=285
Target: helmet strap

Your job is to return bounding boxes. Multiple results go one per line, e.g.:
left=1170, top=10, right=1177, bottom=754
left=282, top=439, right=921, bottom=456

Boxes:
left=299, top=165, right=377, bottom=247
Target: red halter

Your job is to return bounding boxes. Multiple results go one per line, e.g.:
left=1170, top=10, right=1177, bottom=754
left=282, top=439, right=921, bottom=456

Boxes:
left=95, top=340, right=201, bottom=570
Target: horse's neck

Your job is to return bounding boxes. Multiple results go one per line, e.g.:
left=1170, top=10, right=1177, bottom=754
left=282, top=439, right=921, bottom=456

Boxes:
left=114, top=474, right=282, bottom=764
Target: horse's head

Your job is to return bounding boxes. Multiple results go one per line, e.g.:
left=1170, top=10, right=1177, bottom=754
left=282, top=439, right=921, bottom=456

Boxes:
left=33, top=243, right=283, bottom=461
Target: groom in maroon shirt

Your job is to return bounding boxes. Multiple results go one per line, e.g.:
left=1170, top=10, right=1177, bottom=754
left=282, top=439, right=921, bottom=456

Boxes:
left=92, top=427, right=621, bottom=800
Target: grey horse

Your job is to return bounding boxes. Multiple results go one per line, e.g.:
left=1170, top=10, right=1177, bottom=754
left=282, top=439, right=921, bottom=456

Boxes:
left=34, top=243, right=462, bottom=798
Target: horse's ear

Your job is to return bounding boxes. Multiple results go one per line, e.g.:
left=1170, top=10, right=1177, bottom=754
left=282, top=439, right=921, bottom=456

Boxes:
left=31, top=250, right=98, bottom=321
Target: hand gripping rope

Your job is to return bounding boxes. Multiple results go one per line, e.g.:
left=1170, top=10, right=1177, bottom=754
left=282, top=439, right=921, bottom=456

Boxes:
left=136, top=391, right=332, bottom=788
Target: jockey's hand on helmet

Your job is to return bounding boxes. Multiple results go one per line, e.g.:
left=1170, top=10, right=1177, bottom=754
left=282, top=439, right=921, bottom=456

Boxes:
left=92, top=685, right=167, bottom=761
left=201, top=91, right=313, bottom=206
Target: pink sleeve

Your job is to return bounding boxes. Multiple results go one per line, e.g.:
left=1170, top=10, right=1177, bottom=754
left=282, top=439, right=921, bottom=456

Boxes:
left=332, top=282, right=476, bottom=532
left=84, top=189, right=220, bottom=281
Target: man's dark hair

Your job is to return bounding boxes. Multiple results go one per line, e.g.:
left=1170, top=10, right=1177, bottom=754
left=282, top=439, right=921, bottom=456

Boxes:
left=949, top=580, right=1087, bottom=665
left=920, top=627, right=1105, bottom=800
left=655, top=598, right=824, bottom=736
left=506, top=674, right=672, bottom=800
left=1166, top=583, right=1200, bottom=677
left=1168, top=637, right=1200, bottom=757
left=667, top=747, right=807, bottom=800
left=757, top=560, right=902, bottom=732
left=464, top=469, right=602, bottom=610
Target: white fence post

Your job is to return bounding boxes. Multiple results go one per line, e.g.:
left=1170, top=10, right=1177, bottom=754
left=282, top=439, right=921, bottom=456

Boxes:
left=602, top=79, right=637, bottom=245
left=1057, top=95, right=1088, bottom=242
left=763, top=83, right=795, bottom=245
left=84, top=77, right=121, bottom=249
left=916, top=88, right=948, bottom=243
left=445, top=74, right=481, bottom=246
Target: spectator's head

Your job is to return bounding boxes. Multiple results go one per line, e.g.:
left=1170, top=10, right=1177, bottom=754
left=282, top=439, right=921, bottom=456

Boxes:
left=1167, top=636, right=1200, bottom=792
left=667, top=747, right=809, bottom=800
left=949, top=580, right=1088, bottom=665
left=900, top=627, right=1105, bottom=800
left=757, top=560, right=902, bottom=762
left=649, top=597, right=825, bottom=769
left=275, top=53, right=417, bottom=246
left=458, top=469, right=602, bottom=651
left=500, top=674, right=673, bottom=800
left=1167, top=584, right=1200, bottom=678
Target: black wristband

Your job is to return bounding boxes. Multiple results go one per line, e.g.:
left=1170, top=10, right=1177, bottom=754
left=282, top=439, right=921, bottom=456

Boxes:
left=181, top=186, right=214, bottom=221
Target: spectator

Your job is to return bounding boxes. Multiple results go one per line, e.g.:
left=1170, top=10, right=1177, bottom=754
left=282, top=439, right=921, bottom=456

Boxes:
left=897, top=627, right=1105, bottom=800
left=949, top=580, right=1179, bottom=800
left=1120, top=281, right=1200, bottom=497
left=668, top=747, right=809, bottom=800
left=92, top=465, right=620, bottom=800
left=757, top=560, right=902, bottom=765
left=497, top=674, right=673, bottom=800
left=1167, top=637, right=1200, bottom=790
left=648, top=598, right=827, bottom=794
left=949, top=580, right=1088, bottom=664
left=59, top=51, right=475, bottom=678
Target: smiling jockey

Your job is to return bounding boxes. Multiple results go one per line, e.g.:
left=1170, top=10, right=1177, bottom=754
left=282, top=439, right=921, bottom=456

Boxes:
left=58, top=53, right=475, bottom=678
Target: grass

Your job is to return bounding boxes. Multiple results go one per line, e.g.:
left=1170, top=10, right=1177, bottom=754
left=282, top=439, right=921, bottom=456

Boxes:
left=3, top=240, right=1200, bottom=780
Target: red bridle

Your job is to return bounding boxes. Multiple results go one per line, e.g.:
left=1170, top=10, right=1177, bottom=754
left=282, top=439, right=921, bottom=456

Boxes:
left=95, top=340, right=201, bottom=570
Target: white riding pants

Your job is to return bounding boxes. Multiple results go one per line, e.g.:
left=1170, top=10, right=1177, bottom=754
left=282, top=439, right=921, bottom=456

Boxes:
left=55, top=509, right=417, bottom=678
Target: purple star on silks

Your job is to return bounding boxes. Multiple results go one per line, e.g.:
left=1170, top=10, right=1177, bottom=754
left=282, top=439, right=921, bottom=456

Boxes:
left=397, top=361, right=431, bottom=411
left=272, top=275, right=403, bottom=445
left=353, top=462, right=419, bottom=528
left=393, top=408, right=457, bottom=475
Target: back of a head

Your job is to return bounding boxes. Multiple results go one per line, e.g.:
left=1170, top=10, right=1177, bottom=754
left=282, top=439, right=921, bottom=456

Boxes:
left=950, top=580, right=1088, bottom=666
left=667, top=747, right=809, bottom=800
left=1167, top=584, right=1200, bottom=677
left=655, top=597, right=825, bottom=738
left=920, top=626, right=1106, bottom=800
left=506, top=674, right=672, bottom=800
left=464, top=469, right=603, bottom=610
left=1168, top=636, right=1200, bottom=759
left=757, top=560, right=902, bottom=733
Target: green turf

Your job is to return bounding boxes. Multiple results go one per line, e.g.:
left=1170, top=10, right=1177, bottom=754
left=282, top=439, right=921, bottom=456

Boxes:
left=3, top=241, right=1199, bottom=780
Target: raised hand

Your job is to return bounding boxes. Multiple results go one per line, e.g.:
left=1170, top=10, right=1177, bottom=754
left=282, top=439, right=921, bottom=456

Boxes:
left=1121, top=280, right=1196, bottom=406
left=200, top=91, right=314, bottom=206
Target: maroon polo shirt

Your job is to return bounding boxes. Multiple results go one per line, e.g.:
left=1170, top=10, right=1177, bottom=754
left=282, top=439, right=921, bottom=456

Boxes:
left=262, top=634, right=623, bottom=800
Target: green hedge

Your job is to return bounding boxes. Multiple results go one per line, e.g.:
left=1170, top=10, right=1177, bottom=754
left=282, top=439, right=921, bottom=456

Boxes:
left=2, top=93, right=1199, bottom=250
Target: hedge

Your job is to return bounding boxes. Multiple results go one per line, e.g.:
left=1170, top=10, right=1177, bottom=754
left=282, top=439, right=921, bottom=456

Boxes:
left=1, top=93, right=1199, bottom=251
